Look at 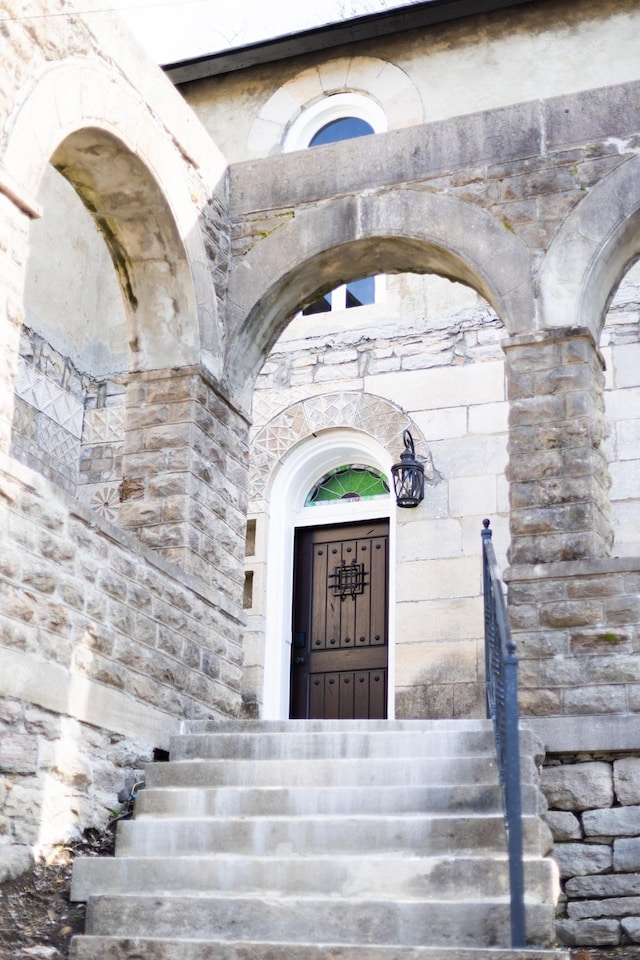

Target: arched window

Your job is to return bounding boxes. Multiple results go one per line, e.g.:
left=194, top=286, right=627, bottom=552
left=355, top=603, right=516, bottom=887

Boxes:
left=309, top=116, right=374, bottom=147
left=305, top=464, right=390, bottom=506
left=285, top=93, right=386, bottom=316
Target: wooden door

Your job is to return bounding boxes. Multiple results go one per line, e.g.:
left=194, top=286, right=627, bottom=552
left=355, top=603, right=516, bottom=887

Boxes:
left=290, top=520, right=389, bottom=719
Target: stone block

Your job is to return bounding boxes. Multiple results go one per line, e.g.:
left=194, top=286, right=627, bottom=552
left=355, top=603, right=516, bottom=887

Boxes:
left=543, top=810, right=582, bottom=841
left=569, top=628, right=632, bottom=655
left=514, top=631, right=568, bottom=658
left=519, top=687, right=562, bottom=717
left=568, top=896, right=640, bottom=921
left=0, top=733, right=37, bottom=774
left=605, top=594, right=640, bottom=625
left=614, top=838, right=640, bottom=872
left=395, top=557, right=480, bottom=603
left=539, top=657, right=586, bottom=687
left=583, top=805, right=640, bottom=838
left=541, top=761, right=613, bottom=811
left=552, top=842, right=612, bottom=879
left=622, top=918, right=640, bottom=943
left=563, top=684, right=628, bottom=716
left=589, top=656, right=640, bottom=683
left=539, top=600, right=603, bottom=629
left=556, top=918, right=620, bottom=946
left=448, top=475, right=497, bottom=519
left=566, top=874, right=640, bottom=898
left=614, top=758, right=640, bottom=806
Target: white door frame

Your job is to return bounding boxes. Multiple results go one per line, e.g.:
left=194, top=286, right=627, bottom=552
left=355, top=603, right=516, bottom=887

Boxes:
left=261, top=428, right=396, bottom=719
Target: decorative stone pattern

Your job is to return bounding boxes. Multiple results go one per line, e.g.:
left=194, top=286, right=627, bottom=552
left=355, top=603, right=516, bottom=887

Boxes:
left=11, top=327, right=128, bottom=515
left=250, top=391, right=427, bottom=502
left=542, top=753, right=640, bottom=948
left=246, top=56, right=424, bottom=160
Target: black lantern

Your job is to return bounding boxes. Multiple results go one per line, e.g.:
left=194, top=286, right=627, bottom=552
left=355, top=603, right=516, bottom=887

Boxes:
left=391, top=430, right=425, bottom=508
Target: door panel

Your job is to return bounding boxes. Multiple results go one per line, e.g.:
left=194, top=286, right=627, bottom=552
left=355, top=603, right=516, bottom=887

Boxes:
left=290, top=520, right=389, bottom=719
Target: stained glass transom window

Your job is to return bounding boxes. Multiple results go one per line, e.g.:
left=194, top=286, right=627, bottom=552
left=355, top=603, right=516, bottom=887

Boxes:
left=305, top=464, right=390, bottom=507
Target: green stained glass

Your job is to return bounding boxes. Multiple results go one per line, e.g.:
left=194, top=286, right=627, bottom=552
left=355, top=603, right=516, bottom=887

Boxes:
left=305, top=464, right=390, bottom=507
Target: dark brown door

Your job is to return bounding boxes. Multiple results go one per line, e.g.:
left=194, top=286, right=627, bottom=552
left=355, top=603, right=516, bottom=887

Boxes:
left=290, top=520, right=389, bottom=719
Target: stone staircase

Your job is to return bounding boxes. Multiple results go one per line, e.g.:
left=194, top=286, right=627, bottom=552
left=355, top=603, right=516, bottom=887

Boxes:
left=69, top=719, right=565, bottom=960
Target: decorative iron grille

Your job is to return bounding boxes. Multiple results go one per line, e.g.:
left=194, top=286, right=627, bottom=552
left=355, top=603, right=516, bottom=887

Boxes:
left=328, top=561, right=367, bottom=599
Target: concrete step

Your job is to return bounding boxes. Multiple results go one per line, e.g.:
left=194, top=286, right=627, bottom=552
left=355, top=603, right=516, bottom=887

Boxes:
left=114, top=813, right=552, bottom=859
left=84, top=895, right=557, bottom=947
left=134, top=782, right=543, bottom=818
left=169, top=729, right=497, bottom=761
left=145, top=756, right=502, bottom=789
left=71, top=938, right=568, bottom=960
left=71, top=852, right=557, bottom=902
left=184, top=719, right=493, bottom=734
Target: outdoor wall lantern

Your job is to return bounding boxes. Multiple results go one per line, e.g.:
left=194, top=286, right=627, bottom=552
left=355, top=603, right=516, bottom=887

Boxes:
left=391, top=430, right=425, bottom=508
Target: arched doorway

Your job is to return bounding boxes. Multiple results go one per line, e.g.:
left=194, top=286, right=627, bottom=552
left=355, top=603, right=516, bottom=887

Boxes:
left=261, top=428, right=396, bottom=720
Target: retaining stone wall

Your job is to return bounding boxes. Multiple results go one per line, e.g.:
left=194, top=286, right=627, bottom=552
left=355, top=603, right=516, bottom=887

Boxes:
left=0, top=697, right=153, bottom=882
left=542, top=754, right=640, bottom=948
left=0, top=453, right=243, bottom=874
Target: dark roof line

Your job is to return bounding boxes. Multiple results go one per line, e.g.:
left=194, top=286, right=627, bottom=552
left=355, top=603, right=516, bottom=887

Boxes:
left=163, top=0, right=536, bottom=84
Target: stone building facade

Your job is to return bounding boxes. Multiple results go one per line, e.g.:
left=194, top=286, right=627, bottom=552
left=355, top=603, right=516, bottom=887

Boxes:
left=2, top=0, right=640, bottom=947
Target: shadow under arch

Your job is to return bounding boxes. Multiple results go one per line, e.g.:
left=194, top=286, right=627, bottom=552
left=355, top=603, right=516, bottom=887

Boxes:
left=224, top=188, right=534, bottom=405
left=2, top=58, right=222, bottom=371
left=539, top=154, right=640, bottom=340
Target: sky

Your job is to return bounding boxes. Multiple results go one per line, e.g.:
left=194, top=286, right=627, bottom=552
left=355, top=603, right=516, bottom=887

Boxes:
left=107, top=0, right=423, bottom=65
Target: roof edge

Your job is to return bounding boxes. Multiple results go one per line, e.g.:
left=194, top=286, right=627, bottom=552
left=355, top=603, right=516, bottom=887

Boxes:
left=163, top=0, right=536, bottom=84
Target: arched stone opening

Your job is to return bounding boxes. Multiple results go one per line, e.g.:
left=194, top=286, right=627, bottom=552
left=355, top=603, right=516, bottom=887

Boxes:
left=599, top=259, right=640, bottom=557
left=2, top=60, right=228, bottom=542
left=510, top=156, right=640, bottom=567
left=240, top=231, right=513, bottom=719
left=224, top=188, right=534, bottom=406
left=539, top=154, right=640, bottom=341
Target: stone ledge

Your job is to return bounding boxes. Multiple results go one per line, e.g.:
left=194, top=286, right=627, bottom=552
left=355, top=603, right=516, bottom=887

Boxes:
left=0, top=647, right=179, bottom=749
left=506, top=556, right=640, bottom=583
left=526, top=715, right=640, bottom=754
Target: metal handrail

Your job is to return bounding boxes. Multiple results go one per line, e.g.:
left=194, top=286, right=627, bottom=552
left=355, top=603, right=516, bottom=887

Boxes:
left=481, top=519, right=526, bottom=948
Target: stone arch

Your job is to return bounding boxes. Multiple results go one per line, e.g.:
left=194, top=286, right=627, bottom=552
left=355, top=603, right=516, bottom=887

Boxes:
left=247, top=56, right=424, bottom=158
left=1, top=58, right=222, bottom=371
left=224, top=188, right=534, bottom=403
left=539, top=154, right=640, bottom=340
left=250, top=391, right=431, bottom=503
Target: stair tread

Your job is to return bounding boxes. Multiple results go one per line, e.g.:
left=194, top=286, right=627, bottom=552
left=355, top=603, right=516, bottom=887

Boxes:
left=71, top=935, right=567, bottom=959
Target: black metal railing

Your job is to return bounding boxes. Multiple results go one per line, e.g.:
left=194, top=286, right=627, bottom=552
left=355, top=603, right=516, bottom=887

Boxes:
left=481, top=518, right=526, bottom=948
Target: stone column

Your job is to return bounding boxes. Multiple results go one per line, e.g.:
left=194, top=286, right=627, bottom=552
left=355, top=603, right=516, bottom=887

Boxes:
left=119, top=365, right=250, bottom=610
left=504, top=328, right=612, bottom=565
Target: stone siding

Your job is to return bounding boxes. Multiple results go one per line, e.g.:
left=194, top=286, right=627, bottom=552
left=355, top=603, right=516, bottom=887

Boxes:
left=542, top=754, right=640, bottom=948
left=0, top=453, right=243, bottom=874
left=508, top=558, right=640, bottom=718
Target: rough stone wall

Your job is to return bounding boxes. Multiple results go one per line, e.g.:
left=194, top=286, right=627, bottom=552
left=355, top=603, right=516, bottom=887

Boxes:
left=508, top=559, right=640, bottom=717
left=0, top=454, right=243, bottom=721
left=0, top=453, right=243, bottom=874
left=119, top=368, right=249, bottom=605
left=0, top=697, right=153, bottom=882
left=542, top=754, right=640, bottom=948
